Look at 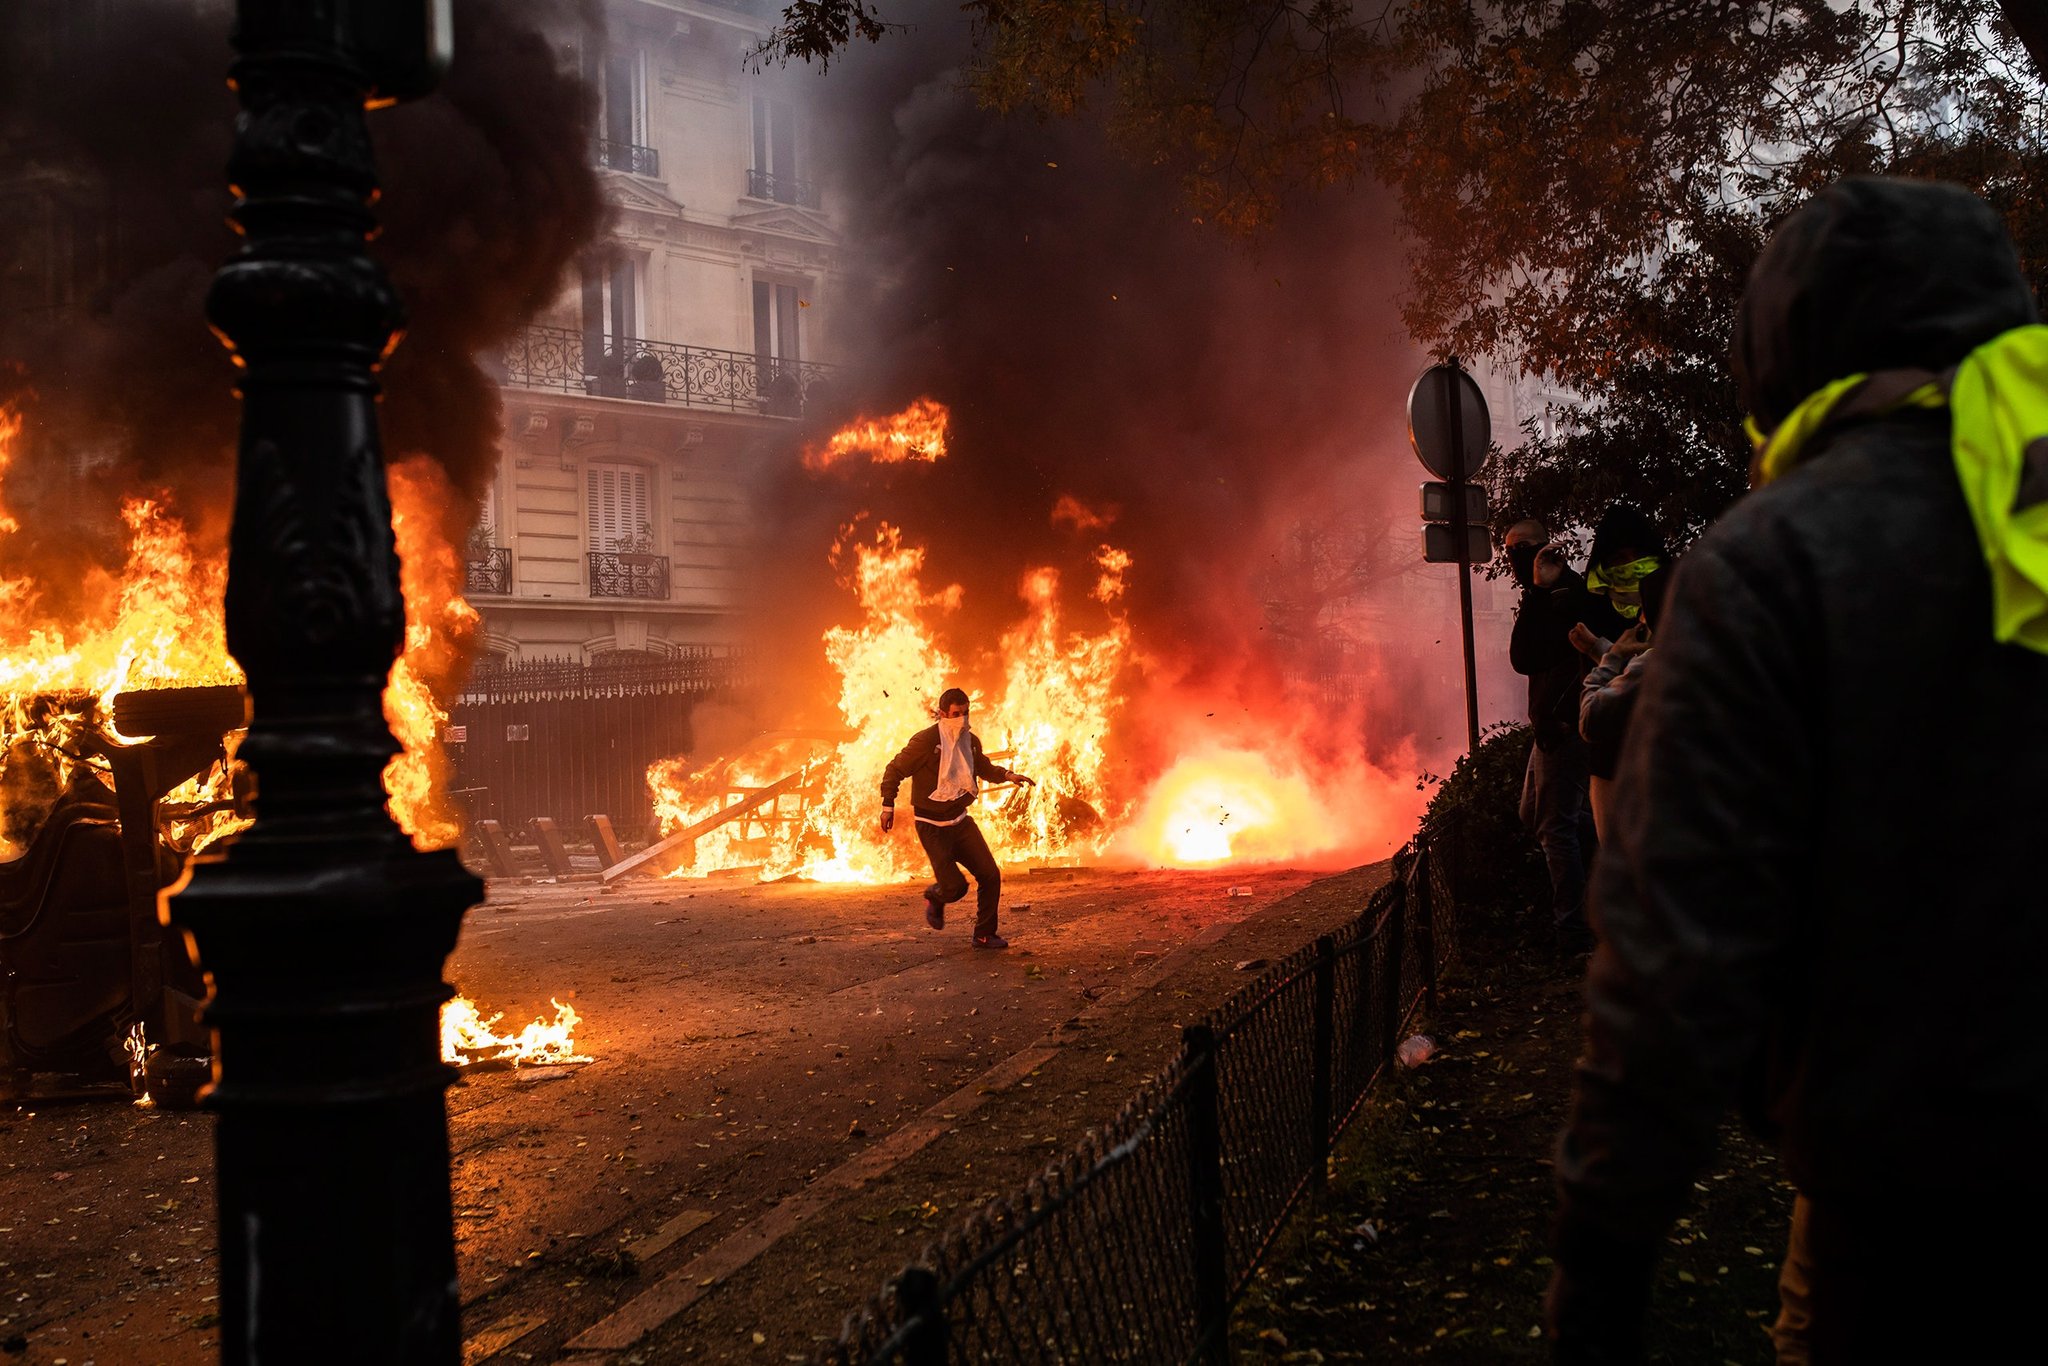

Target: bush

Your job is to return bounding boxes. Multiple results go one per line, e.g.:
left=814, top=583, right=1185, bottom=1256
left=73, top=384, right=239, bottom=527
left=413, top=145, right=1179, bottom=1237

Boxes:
left=1419, top=723, right=1548, bottom=929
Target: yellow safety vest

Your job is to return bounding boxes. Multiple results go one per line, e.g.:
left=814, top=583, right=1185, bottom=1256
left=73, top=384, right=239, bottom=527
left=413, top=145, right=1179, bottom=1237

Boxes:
left=1746, top=325, right=2048, bottom=655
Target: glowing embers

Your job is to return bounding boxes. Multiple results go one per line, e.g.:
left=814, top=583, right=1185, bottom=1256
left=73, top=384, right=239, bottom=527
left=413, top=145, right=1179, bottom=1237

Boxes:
left=440, top=994, right=587, bottom=1069
left=803, top=397, right=951, bottom=470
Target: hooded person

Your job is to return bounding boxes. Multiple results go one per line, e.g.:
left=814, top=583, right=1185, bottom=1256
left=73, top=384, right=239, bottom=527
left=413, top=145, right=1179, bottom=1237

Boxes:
left=880, top=687, right=1035, bottom=949
left=1569, top=502, right=1677, bottom=838
left=1548, top=176, right=2048, bottom=1363
left=1506, top=519, right=1630, bottom=950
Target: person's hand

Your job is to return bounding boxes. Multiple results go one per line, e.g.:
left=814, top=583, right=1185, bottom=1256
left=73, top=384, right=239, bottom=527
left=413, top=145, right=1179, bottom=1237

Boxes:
left=1609, top=623, right=1652, bottom=661
left=880, top=808, right=895, bottom=834
left=1567, top=622, right=1611, bottom=660
left=1011, top=774, right=1037, bottom=789
left=1535, top=543, right=1568, bottom=587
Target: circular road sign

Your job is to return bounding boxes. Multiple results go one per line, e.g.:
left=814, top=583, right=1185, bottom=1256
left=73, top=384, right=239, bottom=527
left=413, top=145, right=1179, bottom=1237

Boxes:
left=1406, top=363, right=1492, bottom=480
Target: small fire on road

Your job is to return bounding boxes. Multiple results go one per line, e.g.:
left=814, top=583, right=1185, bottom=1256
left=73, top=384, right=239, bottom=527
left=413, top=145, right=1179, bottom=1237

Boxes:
left=440, top=995, right=586, bottom=1069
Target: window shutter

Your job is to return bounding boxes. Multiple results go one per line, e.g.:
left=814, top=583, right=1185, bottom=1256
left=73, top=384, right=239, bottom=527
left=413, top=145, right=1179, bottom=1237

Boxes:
left=587, top=463, right=651, bottom=552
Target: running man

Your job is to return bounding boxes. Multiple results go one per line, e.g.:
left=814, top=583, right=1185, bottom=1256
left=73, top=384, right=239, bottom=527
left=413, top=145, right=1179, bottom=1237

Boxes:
left=879, top=688, right=1034, bottom=949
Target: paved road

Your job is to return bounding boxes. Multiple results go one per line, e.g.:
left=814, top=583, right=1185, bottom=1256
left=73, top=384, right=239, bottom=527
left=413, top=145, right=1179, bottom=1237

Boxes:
left=1, top=861, right=1387, bottom=1365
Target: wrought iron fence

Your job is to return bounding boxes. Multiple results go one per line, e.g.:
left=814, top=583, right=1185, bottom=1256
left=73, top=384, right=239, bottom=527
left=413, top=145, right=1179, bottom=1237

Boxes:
left=818, top=820, right=1464, bottom=1365
left=464, top=546, right=510, bottom=596
left=588, top=550, right=670, bottom=600
left=597, top=139, right=660, bottom=177
left=748, top=167, right=821, bottom=208
left=449, top=652, right=754, bottom=843
left=494, top=324, right=839, bottom=418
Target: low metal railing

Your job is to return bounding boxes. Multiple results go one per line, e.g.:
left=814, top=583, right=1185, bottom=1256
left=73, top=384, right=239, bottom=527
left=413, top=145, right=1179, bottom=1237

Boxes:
left=495, top=325, right=836, bottom=418
left=587, top=550, right=670, bottom=601
left=818, top=823, right=1463, bottom=1365
left=597, top=139, right=659, bottom=177
left=748, top=167, right=820, bottom=208
left=464, top=546, right=510, bottom=597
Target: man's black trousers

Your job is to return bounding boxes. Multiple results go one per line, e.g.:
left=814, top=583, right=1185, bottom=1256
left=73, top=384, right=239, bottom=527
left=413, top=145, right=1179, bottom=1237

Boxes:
left=915, top=815, right=1000, bottom=937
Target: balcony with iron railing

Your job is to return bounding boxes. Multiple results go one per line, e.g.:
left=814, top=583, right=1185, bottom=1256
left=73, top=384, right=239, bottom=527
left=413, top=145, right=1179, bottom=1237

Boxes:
left=465, top=546, right=511, bottom=597
left=494, top=325, right=836, bottom=419
left=588, top=551, right=671, bottom=601
left=747, top=168, right=820, bottom=209
left=596, top=139, right=659, bottom=177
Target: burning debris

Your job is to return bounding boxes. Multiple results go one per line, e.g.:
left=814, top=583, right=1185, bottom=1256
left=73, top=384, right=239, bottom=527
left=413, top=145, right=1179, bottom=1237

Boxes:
left=0, top=405, right=480, bottom=1100
left=803, top=397, right=951, bottom=470
left=440, top=995, right=586, bottom=1069
left=646, top=403, right=1422, bottom=883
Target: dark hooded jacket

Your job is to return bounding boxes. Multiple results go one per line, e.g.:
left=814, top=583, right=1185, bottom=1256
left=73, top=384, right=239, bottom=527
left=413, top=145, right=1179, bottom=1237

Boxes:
left=1553, top=177, right=2048, bottom=1302
left=1511, top=570, right=1628, bottom=751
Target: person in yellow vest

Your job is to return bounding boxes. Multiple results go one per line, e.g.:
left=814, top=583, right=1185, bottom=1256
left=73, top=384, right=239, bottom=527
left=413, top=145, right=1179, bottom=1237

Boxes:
left=1548, top=176, right=2048, bottom=1362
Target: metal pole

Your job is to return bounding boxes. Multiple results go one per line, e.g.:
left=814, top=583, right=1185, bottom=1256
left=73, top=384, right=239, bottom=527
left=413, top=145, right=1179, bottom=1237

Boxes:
left=1440, top=361, right=1483, bottom=755
left=1182, top=1024, right=1233, bottom=1365
left=1309, top=936, right=1335, bottom=1185
left=167, top=7, right=480, bottom=1363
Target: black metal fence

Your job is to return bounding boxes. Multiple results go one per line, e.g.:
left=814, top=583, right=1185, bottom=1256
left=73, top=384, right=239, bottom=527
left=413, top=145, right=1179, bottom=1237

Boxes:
left=447, top=653, right=754, bottom=845
left=818, top=821, right=1462, bottom=1364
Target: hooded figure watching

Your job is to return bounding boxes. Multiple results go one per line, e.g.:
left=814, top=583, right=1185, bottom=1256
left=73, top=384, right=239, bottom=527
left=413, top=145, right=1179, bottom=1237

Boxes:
left=880, top=688, right=1034, bottom=949
left=1549, top=177, right=2048, bottom=1362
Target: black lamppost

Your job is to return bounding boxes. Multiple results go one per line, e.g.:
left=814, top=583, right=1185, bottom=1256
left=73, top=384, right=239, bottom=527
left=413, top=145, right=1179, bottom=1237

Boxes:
left=167, top=4, right=482, bottom=1362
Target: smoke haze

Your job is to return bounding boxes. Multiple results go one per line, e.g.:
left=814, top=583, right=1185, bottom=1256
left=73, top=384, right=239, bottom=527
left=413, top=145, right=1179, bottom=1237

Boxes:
left=735, top=4, right=1503, bottom=851
left=0, top=0, right=607, bottom=587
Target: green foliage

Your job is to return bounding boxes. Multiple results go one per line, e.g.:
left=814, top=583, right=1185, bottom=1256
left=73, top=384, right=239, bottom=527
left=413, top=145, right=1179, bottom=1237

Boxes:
left=1378, top=1, right=2048, bottom=544
left=757, top=0, right=892, bottom=70
left=760, top=1, right=2048, bottom=545
left=1419, top=722, right=1547, bottom=926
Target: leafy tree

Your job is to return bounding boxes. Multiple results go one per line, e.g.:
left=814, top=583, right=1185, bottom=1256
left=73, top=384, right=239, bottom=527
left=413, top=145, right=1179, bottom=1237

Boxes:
left=765, top=2, right=2048, bottom=542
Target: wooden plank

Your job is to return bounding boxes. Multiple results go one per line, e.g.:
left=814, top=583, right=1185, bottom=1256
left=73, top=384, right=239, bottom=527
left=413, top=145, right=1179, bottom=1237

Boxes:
left=473, top=820, right=519, bottom=879
left=599, top=767, right=809, bottom=883
left=531, top=817, right=572, bottom=877
left=586, top=814, right=626, bottom=869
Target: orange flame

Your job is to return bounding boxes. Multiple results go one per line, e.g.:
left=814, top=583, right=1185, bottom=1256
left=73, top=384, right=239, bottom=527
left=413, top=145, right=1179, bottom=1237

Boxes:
left=385, top=459, right=480, bottom=851
left=647, top=520, right=1134, bottom=881
left=646, top=511, right=1422, bottom=880
left=0, top=399, right=474, bottom=862
left=440, top=994, right=584, bottom=1067
left=803, top=398, right=950, bottom=471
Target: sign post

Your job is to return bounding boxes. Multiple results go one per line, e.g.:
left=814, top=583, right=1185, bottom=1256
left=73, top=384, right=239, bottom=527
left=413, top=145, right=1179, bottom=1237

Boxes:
left=1406, top=361, right=1492, bottom=755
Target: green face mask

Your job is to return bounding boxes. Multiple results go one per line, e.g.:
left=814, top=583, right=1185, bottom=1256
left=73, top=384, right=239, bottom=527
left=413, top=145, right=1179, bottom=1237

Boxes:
left=1745, top=324, right=2048, bottom=655
left=1586, top=556, right=1662, bottom=619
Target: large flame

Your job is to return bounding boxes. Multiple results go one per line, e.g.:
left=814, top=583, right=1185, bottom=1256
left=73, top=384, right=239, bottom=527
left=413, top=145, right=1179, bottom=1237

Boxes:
left=648, top=520, right=1134, bottom=881
left=644, top=494, right=1421, bottom=879
left=803, top=398, right=950, bottom=471
left=0, top=400, right=473, bottom=861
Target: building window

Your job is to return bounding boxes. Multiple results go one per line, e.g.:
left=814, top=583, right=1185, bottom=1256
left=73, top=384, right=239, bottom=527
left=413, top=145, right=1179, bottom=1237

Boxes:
left=752, top=281, right=801, bottom=366
left=750, top=95, right=814, bottom=205
left=592, top=45, right=653, bottom=173
left=586, top=462, right=654, bottom=554
left=582, top=256, right=640, bottom=351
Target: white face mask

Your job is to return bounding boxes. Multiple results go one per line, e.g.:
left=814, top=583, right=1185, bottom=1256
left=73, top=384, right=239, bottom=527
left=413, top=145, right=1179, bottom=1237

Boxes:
left=938, top=714, right=969, bottom=739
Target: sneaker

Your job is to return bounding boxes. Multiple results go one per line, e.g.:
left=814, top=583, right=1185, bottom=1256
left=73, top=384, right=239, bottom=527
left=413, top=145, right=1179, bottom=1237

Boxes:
left=972, top=933, right=1009, bottom=951
left=923, top=897, right=944, bottom=931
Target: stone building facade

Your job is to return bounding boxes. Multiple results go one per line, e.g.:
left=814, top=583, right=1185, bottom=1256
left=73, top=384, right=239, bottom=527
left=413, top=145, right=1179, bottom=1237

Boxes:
left=468, top=0, right=842, bottom=663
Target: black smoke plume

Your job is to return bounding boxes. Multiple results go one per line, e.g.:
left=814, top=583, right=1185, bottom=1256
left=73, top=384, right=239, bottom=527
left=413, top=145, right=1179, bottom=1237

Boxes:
left=0, top=0, right=606, bottom=612
left=741, top=6, right=1442, bottom=751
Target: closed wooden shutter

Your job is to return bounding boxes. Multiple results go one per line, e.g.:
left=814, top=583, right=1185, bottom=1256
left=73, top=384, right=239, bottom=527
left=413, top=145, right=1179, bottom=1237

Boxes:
left=586, top=463, right=651, bottom=552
